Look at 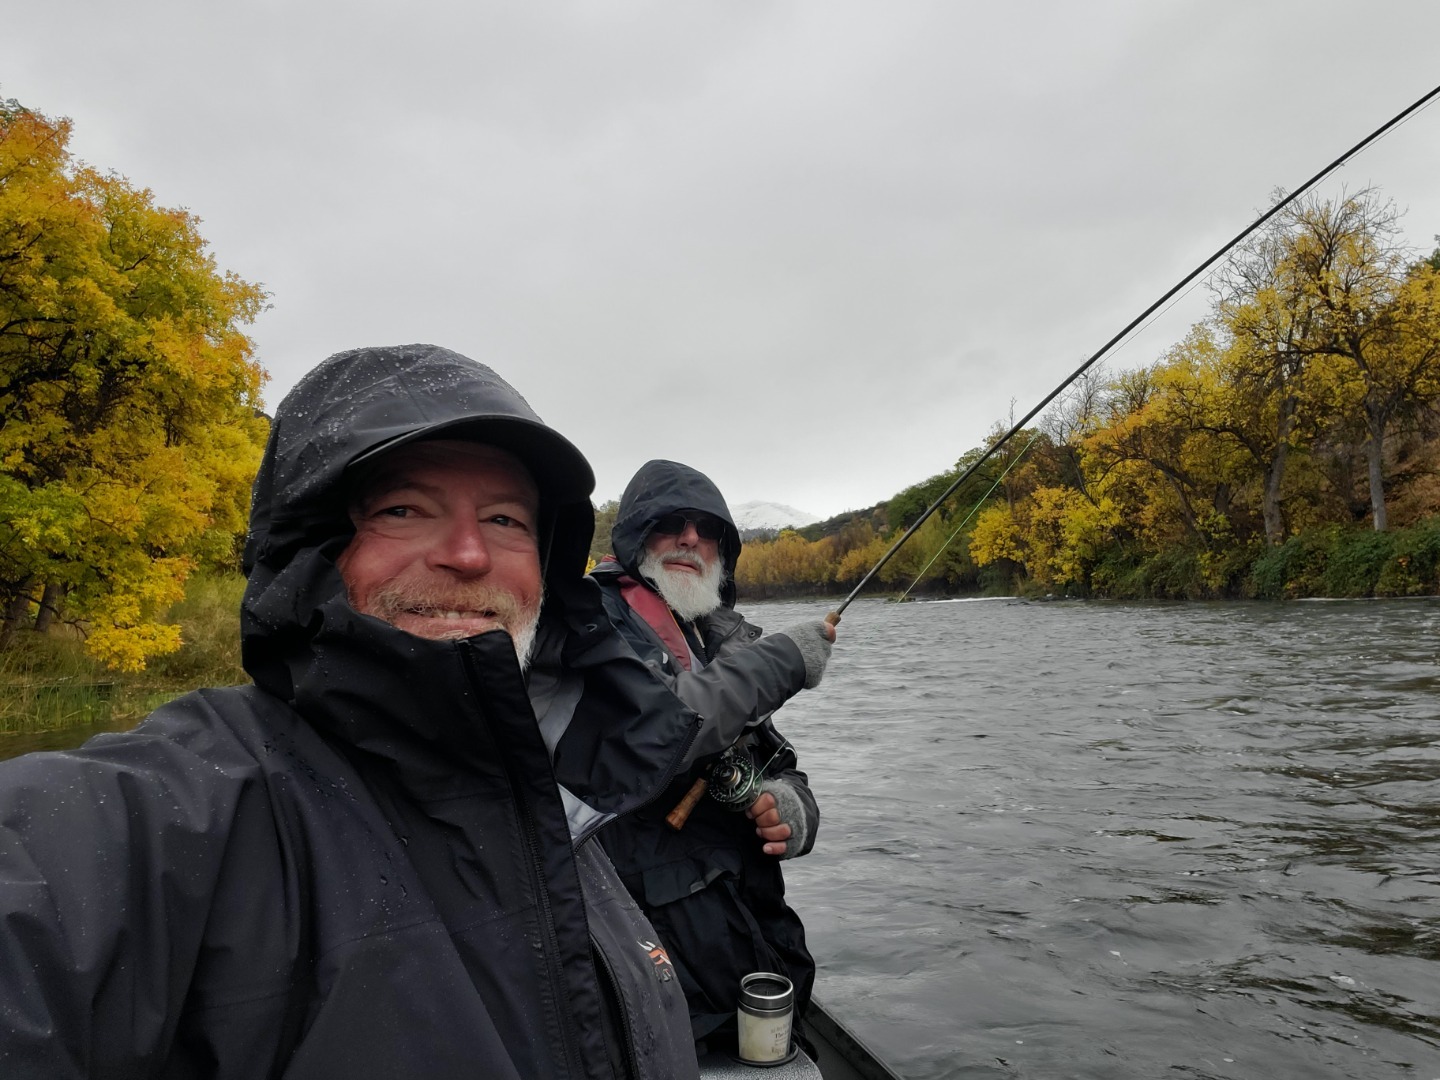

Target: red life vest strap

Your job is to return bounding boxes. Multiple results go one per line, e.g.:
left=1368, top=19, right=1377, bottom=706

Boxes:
left=618, top=574, right=694, bottom=672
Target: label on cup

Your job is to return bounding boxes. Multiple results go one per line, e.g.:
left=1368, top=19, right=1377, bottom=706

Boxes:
left=738, top=1010, right=793, bottom=1062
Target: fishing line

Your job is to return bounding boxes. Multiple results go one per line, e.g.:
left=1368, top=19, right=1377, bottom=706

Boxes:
left=826, top=80, right=1440, bottom=624
left=894, top=428, right=1043, bottom=604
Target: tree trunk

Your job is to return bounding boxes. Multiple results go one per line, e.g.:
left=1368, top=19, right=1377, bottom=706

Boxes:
left=0, top=576, right=37, bottom=649
left=1366, top=416, right=1388, bottom=531
left=34, top=582, right=64, bottom=633
left=1261, top=395, right=1296, bottom=546
left=1262, top=442, right=1288, bottom=545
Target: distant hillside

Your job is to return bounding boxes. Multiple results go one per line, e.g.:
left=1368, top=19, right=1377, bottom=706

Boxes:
left=795, top=505, right=888, bottom=542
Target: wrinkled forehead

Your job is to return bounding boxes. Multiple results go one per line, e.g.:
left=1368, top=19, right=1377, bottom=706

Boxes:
left=346, top=438, right=540, bottom=510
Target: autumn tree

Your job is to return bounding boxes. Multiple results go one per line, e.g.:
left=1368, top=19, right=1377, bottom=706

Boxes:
left=1322, top=253, right=1440, bottom=529
left=832, top=523, right=890, bottom=589
left=735, top=529, right=836, bottom=598
left=1215, top=189, right=1440, bottom=532
left=1083, top=364, right=1210, bottom=546
left=748, top=195, right=1440, bottom=600
left=0, top=102, right=268, bottom=670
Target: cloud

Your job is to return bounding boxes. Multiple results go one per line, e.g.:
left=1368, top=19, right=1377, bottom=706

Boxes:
left=6, top=0, right=1440, bottom=516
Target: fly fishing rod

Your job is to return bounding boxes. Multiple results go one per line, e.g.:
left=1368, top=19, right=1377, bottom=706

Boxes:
left=671, top=81, right=1440, bottom=833
left=825, top=80, right=1440, bottom=627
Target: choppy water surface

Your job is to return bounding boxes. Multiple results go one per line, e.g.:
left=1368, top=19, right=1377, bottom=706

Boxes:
left=754, top=597, right=1440, bottom=1080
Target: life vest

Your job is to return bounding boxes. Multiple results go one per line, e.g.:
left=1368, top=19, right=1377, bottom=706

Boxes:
left=618, top=572, right=697, bottom=671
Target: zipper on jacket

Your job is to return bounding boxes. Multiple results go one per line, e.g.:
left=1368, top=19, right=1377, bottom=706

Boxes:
left=509, top=762, right=590, bottom=1079
left=588, top=916, right=640, bottom=1080
left=461, top=647, right=589, bottom=1080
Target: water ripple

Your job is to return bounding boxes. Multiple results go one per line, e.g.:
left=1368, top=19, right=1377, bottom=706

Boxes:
left=755, top=596, right=1440, bottom=1079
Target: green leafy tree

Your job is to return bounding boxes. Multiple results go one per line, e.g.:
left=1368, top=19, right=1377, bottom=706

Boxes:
left=588, top=498, right=619, bottom=567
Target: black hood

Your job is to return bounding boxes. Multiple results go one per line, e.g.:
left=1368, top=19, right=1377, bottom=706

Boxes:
left=609, top=459, right=742, bottom=609
left=241, top=344, right=598, bottom=700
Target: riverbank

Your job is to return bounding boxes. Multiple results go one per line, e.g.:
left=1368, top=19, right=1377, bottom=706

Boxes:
left=6, top=520, right=1439, bottom=738
left=0, top=573, right=246, bottom=735
left=737, top=517, right=1440, bottom=604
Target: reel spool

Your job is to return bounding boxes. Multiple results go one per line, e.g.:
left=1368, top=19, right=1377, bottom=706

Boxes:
left=667, top=737, right=790, bottom=830
left=706, top=746, right=764, bottom=812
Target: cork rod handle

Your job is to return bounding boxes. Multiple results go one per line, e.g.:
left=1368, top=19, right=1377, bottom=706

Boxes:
left=665, top=777, right=709, bottom=831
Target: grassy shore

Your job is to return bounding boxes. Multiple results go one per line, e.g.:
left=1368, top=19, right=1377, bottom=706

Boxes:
left=0, top=573, right=248, bottom=735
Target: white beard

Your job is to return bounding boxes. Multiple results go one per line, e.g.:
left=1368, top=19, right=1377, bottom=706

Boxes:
left=509, top=613, right=541, bottom=672
left=638, top=549, right=725, bottom=621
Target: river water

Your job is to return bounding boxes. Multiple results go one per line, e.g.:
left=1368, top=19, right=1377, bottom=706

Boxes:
left=753, top=596, right=1440, bottom=1080
left=3, top=598, right=1436, bottom=1078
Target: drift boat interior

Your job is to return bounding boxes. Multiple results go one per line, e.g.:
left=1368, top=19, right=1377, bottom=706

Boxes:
left=697, top=999, right=902, bottom=1080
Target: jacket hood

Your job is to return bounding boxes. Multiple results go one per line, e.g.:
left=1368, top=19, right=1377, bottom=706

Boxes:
left=241, top=344, right=599, bottom=699
left=243, top=344, right=593, bottom=576
left=609, top=459, right=742, bottom=609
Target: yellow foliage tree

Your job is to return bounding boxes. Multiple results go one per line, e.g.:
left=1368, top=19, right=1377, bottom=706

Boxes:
left=0, top=102, right=268, bottom=670
left=833, top=529, right=890, bottom=588
left=1215, top=189, right=1440, bottom=532
left=1079, top=334, right=1272, bottom=555
left=968, top=504, right=1023, bottom=570
left=736, top=530, right=835, bottom=596
left=1024, top=486, right=1120, bottom=589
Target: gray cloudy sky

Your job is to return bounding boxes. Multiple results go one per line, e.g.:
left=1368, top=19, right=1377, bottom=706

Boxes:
left=6, top=2, right=1440, bottom=519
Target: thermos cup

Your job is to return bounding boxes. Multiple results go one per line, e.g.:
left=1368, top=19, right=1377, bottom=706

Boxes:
left=736, top=971, right=794, bottom=1064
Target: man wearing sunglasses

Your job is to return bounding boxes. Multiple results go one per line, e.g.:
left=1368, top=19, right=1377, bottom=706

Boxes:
left=574, top=458, right=834, bottom=1056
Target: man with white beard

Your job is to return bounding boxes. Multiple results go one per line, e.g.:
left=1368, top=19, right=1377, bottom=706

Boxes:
left=577, top=458, right=835, bottom=1058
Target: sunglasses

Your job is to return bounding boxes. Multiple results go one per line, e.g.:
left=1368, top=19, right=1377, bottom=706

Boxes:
left=651, top=513, right=726, bottom=541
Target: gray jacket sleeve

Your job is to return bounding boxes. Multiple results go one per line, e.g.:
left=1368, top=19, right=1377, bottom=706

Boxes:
left=666, top=633, right=808, bottom=764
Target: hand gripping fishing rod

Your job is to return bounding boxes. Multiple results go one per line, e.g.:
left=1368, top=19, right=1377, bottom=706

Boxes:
left=827, top=80, right=1440, bottom=624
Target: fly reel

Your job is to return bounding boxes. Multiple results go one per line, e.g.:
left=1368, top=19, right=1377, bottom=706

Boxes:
left=706, top=745, right=764, bottom=811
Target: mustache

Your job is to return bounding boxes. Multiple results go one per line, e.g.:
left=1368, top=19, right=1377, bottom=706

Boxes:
left=660, top=552, right=706, bottom=571
left=365, top=579, right=537, bottom=627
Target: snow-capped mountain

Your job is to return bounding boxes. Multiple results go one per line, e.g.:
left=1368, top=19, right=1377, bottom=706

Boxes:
left=730, top=500, right=820, bottom=532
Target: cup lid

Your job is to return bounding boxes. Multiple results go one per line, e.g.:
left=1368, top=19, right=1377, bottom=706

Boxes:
left=739, top=971, right=794, bottom=1011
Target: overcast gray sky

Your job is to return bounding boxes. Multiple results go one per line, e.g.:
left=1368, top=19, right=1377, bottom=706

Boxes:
left=6, top=2, right=1440, bottom=519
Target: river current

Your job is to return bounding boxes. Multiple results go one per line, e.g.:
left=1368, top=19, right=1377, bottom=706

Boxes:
left=3, top=598, right=1436, bottom=1078
left=754, top=596, right=1440, bottom=1080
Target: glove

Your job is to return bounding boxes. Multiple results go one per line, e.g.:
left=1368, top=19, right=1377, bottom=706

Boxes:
left=759, top=777, right=813, bottom=859
left=775, top=620, right=832, bottom=689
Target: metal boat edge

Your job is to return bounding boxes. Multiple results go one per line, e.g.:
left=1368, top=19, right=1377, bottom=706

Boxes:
left=698, top=997, right=903, bottom=1080
left=802, top=998, right=902, bottom=1080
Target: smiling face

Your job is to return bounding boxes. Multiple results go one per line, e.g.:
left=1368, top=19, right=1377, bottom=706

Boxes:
left=336, top=440, right=544, bottom=660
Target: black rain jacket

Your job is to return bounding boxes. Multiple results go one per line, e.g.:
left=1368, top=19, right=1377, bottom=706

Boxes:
left=571, top=459, right=817, bottom=1043
left=0, top=345, right=700, bottom=1079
